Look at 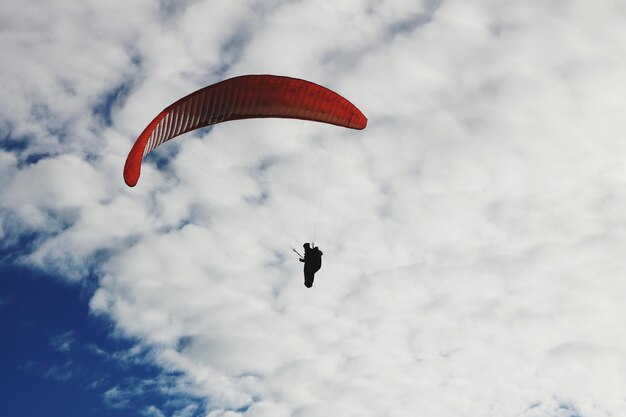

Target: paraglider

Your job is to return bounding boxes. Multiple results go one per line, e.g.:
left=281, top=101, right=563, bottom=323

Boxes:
left=296, top=243, right=323, bottom=288
left=123, top=74, right=367, bottom=187
left=123, top=74, right=367, bottom=288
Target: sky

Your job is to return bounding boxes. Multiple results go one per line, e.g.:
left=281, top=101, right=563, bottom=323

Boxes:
left=1, top=0, right=626, bottom=416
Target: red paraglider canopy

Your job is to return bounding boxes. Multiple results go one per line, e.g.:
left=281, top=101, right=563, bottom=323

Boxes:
left=123, top=74, right=367, bottom=187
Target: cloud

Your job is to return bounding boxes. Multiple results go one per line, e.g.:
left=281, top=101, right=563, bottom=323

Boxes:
left=44, top=360, right=81, bottom=382
left=50, top=330, right=76, bottom=353
left=102, top=374, right=205, bottom=415
left=2, top=0, right=626, bottom=416
left=143, top=405, right=167, bottom=417
left=103, top=386, right=132, bottom=409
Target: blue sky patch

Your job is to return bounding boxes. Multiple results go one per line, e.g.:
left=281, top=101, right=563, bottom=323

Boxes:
left=0, top=265, right=206, bottom=417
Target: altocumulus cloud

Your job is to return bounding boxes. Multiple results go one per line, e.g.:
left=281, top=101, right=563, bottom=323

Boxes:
left=2, top=0, right=626, bottom=416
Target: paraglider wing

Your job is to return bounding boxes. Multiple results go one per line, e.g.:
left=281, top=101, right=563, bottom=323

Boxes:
left=123, top=74, right=367, bottom=187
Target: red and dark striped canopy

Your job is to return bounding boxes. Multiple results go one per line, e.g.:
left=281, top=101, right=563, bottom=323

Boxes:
left=123, top=74, right=367, bottom=187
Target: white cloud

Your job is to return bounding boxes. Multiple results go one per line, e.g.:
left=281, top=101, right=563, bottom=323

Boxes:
left=3, top=0, right=626, bottom=415
left=44, top=360, right=81, bottom=382
left=103, top=386, right=131, bottom=409
left=143, top=405, right=167, bottom=417
left=51, top=330, right=76, bottom=353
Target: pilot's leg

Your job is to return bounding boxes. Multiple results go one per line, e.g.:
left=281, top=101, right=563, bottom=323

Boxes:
left=304, top=269, right=314, bottom=288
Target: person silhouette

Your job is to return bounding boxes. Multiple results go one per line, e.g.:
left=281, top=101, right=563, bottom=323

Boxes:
left=299, top=243, right=323, bottom=288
